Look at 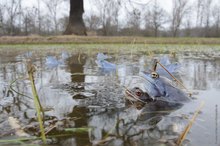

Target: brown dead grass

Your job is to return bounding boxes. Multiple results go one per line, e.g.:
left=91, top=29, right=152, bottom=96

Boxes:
left=0, top=35, right=220, bottom=45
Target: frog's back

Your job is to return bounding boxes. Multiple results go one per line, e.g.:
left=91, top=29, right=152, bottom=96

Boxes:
left=158, top=77, right=190, bottom=102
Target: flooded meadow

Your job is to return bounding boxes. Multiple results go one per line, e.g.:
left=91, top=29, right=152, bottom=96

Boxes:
left=0, top=44, right=220, bottom=146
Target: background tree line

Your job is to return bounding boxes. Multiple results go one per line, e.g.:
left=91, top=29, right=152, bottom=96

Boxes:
left=0, top=0, right=220, bottom=37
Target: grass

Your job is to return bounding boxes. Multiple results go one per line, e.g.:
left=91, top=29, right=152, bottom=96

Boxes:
left=1, top=35, right=220, bottom=45
left=0, top=36, right=220, bottom=54
left=27, top=63, right=46, bottom=144
left=0, top=128, right=90, bottom=145
left=0, top=43, right=220, bottom=56
left=177, top=101, right=205, bottom=145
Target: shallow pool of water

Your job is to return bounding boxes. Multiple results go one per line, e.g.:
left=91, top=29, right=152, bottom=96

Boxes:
left=0, top=46, right=219, bottom=146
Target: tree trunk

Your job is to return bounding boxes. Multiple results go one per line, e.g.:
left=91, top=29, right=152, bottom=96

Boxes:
left=64, top=0, right=87, bottom=35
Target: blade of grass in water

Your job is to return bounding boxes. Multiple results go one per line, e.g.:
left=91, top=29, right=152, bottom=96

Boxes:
left=27, top=63, right=46, bottom=144
left=0, top=133, right=81, bottom=144
left=177, top=101, right=205, bottom=145
left=64, top=127, right=91, bottom=133
left=0, top=137, right=38, bottom=144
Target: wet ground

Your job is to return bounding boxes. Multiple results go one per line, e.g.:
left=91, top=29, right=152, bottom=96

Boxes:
left=0, top=45, right=220, bottom=146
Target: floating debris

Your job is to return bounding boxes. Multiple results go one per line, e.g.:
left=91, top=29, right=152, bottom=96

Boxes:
left=8, top=117, right=30, bottom=137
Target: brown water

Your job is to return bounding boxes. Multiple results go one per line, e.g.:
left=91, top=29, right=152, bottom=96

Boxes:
left=0, top=46, right=220, bottom=146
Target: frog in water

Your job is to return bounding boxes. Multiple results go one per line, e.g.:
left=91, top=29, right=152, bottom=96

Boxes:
left=125, top=71, right=190, bottom=110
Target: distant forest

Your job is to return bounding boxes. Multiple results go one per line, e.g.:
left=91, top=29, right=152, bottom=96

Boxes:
left=0, top=0, right=220, bottom=37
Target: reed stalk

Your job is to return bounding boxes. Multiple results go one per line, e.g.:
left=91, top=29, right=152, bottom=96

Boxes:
left=176, top=101, right=205, bottom=145
left=27, top=63, right=46, bottom=143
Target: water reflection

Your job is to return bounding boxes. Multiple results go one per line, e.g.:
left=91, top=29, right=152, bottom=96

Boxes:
left=67, top=106, right=90, bottom=145
left=68, top=54, right=86, bottom=83
left=182, top=58, right=220, bottom=90
left=0, top=50, right=219, bottom=146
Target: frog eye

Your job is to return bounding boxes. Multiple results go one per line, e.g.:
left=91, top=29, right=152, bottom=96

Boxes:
left=135, top=89, right=142, bottom=97
left=151, top=72, right=159, bottom=78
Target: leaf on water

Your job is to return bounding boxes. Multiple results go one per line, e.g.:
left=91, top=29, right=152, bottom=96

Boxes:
left=8, top=116, right=30, bottom=137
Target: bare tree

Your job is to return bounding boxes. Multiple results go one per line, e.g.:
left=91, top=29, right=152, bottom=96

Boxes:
left=23, top=8, right=33, bottom=35
left=18, top=0, right=22, bottom=31
left=0, top=6, right=3, bottom=25
left=195, top=0, right=213, bottom=37
left=203, top=0, right=213, bottom=37
left=145, top=0, right=168, bottom=37
left=4, top=0, right=21, bottom=35
left=58, top=16, right=68, bottom=33
left=183, top=18, right=192, bottom=37
left=212, top=4, right=220, bottom=37
left=95, top=0, right=121, bottom=35
left=170, top=0, right=189, bottom=37
left=1, top=0, right=220, bottom=37
left=22, top=7, right=39, bottom=35
left=0, top=3, right=5, bottom=35
left=44, top=0, right=63, bottom=34
left=84, top=14, right=101, bottom=31
left=127, top=8, right=141, bottom=30
left=37, top=0, right=42, bottom=34
left=43, top=16, right=54, bottom=35
left=195, top=0, right=204, bottom=27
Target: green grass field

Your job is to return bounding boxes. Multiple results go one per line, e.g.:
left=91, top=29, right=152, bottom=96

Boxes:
left=1, top=35, right=220, bottom=45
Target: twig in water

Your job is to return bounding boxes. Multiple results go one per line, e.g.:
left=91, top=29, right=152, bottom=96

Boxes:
left=156, top=61, right=192, bottom=97
left=176, top=101, right=205, bottom=145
